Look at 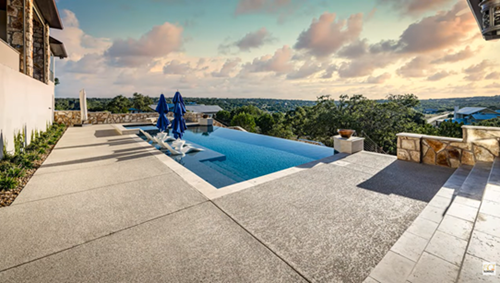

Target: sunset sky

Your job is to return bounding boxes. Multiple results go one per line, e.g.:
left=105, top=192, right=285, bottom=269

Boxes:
left=51, top=0, right=500, bottom=100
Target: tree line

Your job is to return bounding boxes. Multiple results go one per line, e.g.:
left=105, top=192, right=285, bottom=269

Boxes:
left=55, top=95, right=315, bottom=114
left=216, top=94, right=466, bottom=155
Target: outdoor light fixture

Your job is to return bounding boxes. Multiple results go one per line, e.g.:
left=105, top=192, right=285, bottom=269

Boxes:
left=467, top=0, right=500, bottom=40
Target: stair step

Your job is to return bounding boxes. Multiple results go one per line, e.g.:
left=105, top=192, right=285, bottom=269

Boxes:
left=457, top=157, right=500, bottom=283
left=367, top=159, right=499, bottom=283
left=457, top=162, right=492, bottom=201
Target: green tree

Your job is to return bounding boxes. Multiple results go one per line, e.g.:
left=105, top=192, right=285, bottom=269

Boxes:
left=256, top=113, right=275, bottom=135
left=106, top=95, right=131, bottom=113
left=231, top=113, right=257, bottom=132
left=54, top=78, right=60, bottom=86
left=131, top=93, right=154, bottom=112
left=215, top=110, right=232, bottom=124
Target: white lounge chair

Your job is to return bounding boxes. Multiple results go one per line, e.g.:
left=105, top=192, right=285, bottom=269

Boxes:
left=139, top=129, right=156, bottom=143
left=156, top=132, right=176, bottom=142
left=157, top=140, right=203, bottom=155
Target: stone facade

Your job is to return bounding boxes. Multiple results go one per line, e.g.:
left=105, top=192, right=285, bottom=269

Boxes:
left=32, top=13, right=44, bottom=82
left=54, top=111, right=203, bottom=126
left=397, top=126, right=500, bottom=168
left=6, top=0, right=48, bottom=82
left=6, top=0, right=25, bottom=73
left=397, top=134, right=421, bottom=163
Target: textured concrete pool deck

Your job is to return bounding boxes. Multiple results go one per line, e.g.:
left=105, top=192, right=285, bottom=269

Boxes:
left=0, top=125, right=455, bottom=282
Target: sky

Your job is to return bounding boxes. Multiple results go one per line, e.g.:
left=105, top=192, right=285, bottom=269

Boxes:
left=51, top=0, right=500, bottom=100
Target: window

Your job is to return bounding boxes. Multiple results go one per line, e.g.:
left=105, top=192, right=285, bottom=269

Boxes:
left=0, top=0, right=7, bottom=42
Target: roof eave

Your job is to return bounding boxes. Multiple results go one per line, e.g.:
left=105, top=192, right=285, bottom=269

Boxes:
left=49, top=36, right=68, bottom=58
left=35, top=0, right=63, bottom=29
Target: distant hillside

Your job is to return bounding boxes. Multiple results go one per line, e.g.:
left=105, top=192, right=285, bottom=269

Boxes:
left=417, top=96, right=500, bottom=112
left=55, top=97, right=316, bottom=113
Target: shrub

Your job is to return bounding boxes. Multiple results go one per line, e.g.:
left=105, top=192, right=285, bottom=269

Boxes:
left=0, top=161, right=15, bottom=173
left=6, top=167, right=25, bottom=178
left=0, top=175, right=18, bottom=191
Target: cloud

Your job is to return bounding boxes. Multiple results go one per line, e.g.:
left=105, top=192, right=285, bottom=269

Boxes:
left=337, top=39, right=368, bottom=59
left=378, top=0, right=455, bottom=16
left=212, top=58, right=242, bottom=77
left=338, top=53, right=398, bottom=78
left=286, top=61, right=322, bottom=80
left=240, top=45, right=294, bottom=75
left=163, top=60, right=192, bottom=74
left=63, top=53, right=106, bottom=74
left=235, top=0, right=291, bottom=15
left=294, top=12, right=363, bottom=58
left=485, top=72, right=500, bottom=80
left=427, top=70, right=454, bottom=81
left=464, top=60, right=493, bottom=74
left=105, top=22, right=184, bottom=67
left=397, top=56, right=434, bottom=78
left=50, top=10, right=111, bottom=61
left=321, top=64, right=338, bottom=79
left=236, top=28, right=275, bottom=51
left=219, top=28, right=276, bottom=53
left=396, top=2, right=476, bottom=53
left=366, top=73, right=391, bottom=84
left=431, top=46, right=474, bottom=64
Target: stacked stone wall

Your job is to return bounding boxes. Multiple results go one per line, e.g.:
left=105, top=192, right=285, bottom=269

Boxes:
left=55, top=111, right=203, bottom=126
left=397, top=126, right=500, bottom=168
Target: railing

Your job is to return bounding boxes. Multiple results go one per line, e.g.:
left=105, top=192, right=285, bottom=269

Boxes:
left=359, top=130, right=388, bottom=154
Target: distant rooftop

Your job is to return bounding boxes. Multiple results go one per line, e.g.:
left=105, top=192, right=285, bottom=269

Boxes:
left=456, top=107, right=487, bottom=115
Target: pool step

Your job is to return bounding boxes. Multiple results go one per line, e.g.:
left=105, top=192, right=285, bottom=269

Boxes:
left=366, top=161, right=496, bottom=283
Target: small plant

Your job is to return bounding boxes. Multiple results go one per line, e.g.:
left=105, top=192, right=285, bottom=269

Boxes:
left=0, top=161, right=15, bottom=173
left=6, top=167, right=25, bottom=178
left=0, top=175, right=18, bottom=191
left=38, top=148, right=46, bottom=155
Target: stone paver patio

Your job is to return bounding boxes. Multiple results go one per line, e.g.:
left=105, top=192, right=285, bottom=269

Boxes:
left=0, top=125, right=455, bottom=282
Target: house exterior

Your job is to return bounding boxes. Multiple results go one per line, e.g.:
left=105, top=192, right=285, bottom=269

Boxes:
left=0, top=0, right=66, bottom=157
left=451, top=107, right=500, bottom=124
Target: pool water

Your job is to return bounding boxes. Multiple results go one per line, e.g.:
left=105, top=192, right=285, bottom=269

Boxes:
left=127, top=125, right=334, bottom=188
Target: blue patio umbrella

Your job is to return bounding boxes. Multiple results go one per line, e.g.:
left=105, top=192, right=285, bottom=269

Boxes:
left=171, top=91, right=187, bottom=139
left=155, top=94, right=170, bottom=132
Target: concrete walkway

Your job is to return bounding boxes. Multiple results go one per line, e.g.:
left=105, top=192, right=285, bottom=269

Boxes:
left=0, top=125, right=454, bottom=282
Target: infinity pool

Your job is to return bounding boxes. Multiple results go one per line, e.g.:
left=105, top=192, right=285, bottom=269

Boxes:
left=127, top=125, right=334, bottom=188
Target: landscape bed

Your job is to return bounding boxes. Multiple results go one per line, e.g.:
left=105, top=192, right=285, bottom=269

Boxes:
left=126, top=125, right=335, bottom=188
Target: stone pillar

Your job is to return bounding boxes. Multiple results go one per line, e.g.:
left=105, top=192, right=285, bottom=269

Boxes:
left=44, top=23, right=50, bottom=83
left=24, top=0, right=33, bottom=77
left=6, top=0, right=24, bottom=73
left=396, top=133, right=421, bottom=163
left=333, top=136, right=364, bottom=154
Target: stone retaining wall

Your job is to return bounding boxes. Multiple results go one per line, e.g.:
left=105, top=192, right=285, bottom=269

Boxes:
left=397, top=126, right=500, bottom=168
left=55, top=111, right=203, bottom=126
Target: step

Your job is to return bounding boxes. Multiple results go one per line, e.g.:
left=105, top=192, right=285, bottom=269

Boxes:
left=369, top=162, right=500, bottom=283
left=457, top=157, right=500, bottom=283
left=367, top=165, right=473, bottom=283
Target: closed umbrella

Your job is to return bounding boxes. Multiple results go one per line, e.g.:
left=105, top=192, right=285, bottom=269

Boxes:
left=156, top=94, right=170, bottom=132
left=171, top=91, right=187, bottom=139
left=79, top=89, right=88, bottom=123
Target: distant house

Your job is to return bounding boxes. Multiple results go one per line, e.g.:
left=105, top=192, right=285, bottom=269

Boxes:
left=451, top=107, right=500, bottom=124
left=423, top=108, right=438, bottom=114
left=149, top=104, right=222, bottom=116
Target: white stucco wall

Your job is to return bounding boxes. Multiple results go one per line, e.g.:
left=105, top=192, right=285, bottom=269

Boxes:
left=0, top=62, right=54, bottom=155
left=0, top=39, right=20, bottom=71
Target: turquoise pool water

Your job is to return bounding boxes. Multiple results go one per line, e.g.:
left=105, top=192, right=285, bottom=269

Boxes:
left=127, top=125, right=334, bottom=188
